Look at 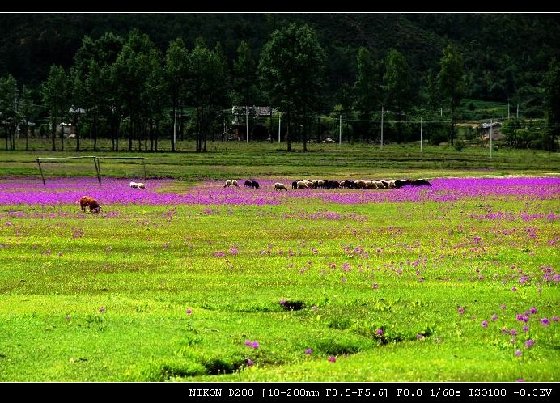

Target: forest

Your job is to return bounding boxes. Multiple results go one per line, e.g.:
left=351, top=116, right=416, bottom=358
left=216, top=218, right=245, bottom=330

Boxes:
left=0, top=13, right=559, bottom=151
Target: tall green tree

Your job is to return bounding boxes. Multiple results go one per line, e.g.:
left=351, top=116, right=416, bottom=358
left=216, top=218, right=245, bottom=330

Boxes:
left=424, top=68, right=442, bottom=113
left=233, top=40, right=258, bottom=106
left=258, top=22, right=326, bottom=152
left=18, top=84, right=35, bottom=151
left=186, top=38, right=229, bottom=152
left=211, top=41, right=231, bottom=142
left=165, top=38, right=189, bottom=151
left=41, top=65, right=70, bottom=151
left=438, top=43, right=465, bottom=145
left=72, top=32, right=123, bottom=151
left=67, top=68, right=85, bottom=152
left=383, top=49, right=413, bottom=143
left=143, top=53, right=167, bottom=152
left=543, top=57, right=560, bottom=151
left=0, top=74, right=18, bottom=150
left=232, top=40, right=258, bottom=142
left=112, top=29, right=162, bottom=151
left=353, top=47, right=381, bottom=143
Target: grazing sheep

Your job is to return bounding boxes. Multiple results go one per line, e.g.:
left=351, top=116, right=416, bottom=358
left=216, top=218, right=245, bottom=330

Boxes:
left=407, top=179, right=432, bottom=187
left=393, top=179, right=408, bottom=188
left=224, top=179, right=239, bottom=188
left=311, top=179, right=325, bottom=189
left=274, top=182, right=288, bottom=191
left=244, top=179, right=260, bottom=189
left=129, top=181, right=145, bottom=189
left=324, top=180, right=340, bottom=189
left=385, top=180, right=397, bottom=189
left=297, top=180, right=310, bottom=189
left=78, top=196, right=101, bottom=214
left=354, top=180, right=367, bottom=189
left=414, top=179, right=432, bottom=186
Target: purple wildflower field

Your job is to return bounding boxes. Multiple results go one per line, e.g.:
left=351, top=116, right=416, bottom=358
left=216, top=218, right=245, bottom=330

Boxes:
left=0, top=176, right=559, bottom=207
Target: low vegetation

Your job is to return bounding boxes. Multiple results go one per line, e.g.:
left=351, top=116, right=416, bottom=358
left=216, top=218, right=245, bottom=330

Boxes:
left=0, top=158, right=558, bottom=381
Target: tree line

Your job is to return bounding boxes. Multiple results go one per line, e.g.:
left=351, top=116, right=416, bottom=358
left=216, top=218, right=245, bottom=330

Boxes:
left=1, top=22, right=559, bottom=152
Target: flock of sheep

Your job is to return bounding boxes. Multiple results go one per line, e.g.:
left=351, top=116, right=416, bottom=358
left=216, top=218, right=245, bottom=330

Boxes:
left=78, top=177, right=431, bottom=214
left=225, top=178, right=432, bottom=191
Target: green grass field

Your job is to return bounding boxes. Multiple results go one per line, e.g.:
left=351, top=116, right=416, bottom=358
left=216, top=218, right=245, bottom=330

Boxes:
left=1, top=140, right=559, bottom=181
left=0, top=143, right=558, bottom=382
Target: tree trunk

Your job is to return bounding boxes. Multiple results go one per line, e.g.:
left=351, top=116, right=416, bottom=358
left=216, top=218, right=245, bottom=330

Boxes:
left=137, top=119, right=142, bottom=151
left=154, top=121, right=159, bottom=152
left=25, top=122, right=29, bottom=151
left=74, top=114, right=80, bottom=152
left=286, top=112, right=291, bottom=152
left=51, top=118, right=57, bottom=151
left=302, top=115, right=308, bottom=152
left=128, top=119, right=133, bottom=151
left=171, top=102, right=176, bottom=152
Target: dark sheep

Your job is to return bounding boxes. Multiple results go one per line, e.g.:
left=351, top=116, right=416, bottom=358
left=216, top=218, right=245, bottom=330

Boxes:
left=393, top=179, right=409, bottom=188
left=244, top=180, right=260, bottom=189
left=324, top=180, right=340, bottom=189
left=409, top=179, right=432, bottom=187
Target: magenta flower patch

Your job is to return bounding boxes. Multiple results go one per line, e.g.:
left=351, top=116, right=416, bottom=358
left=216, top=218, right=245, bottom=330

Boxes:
left=1, top=176, right=559, bottom=207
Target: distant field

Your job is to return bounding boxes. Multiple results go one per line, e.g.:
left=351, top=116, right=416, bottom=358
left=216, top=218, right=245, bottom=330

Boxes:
left=0, top=174, right=558, bottom=382
left=1, top=141, right=559, bottom=181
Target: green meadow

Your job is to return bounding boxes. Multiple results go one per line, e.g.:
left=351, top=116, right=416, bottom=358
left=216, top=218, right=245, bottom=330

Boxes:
left=0, top=143, right=559, bottom=382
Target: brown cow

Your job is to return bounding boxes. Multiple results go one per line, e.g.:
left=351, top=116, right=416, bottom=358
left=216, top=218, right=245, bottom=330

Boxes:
left=79, top=196, right=101, bottom=213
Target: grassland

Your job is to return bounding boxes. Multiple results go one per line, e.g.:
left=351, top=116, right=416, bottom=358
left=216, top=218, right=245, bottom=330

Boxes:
left=0, top=143, right=558, bottom=382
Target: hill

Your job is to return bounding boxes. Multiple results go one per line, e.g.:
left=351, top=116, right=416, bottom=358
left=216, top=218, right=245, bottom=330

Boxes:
left=0, top=13, right=558, bottom=105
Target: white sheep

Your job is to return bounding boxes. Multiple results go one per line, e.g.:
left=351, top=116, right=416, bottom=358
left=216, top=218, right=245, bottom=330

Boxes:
left=129, top=181, right=139, bottom=188
left=274, top=182, right=288, bottom=191
left=224, top=179, right=239, bottom=188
